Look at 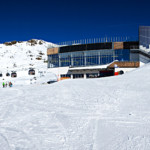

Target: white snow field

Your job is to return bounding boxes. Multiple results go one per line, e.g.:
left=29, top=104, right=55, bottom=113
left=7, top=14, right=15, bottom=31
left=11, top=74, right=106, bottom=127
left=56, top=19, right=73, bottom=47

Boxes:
left=0, top=63, right=150, bottom=150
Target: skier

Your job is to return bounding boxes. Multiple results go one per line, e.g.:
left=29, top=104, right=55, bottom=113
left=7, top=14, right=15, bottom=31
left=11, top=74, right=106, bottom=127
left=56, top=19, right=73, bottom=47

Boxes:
left=9, top=82, right=12, bottom=87
left=10, top=82, right=13, bottom=87
left=2, top=82, right=5, bottom=88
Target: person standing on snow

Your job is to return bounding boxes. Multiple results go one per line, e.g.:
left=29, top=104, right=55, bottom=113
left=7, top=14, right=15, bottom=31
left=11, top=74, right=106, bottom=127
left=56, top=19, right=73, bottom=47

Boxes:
left=9, top=82, right=13, bottom=87
left=10, top=82, right=13, bottom=87
left=2, top=82, right=5, bottom=88
left=9, top=82, right=11, bottom=87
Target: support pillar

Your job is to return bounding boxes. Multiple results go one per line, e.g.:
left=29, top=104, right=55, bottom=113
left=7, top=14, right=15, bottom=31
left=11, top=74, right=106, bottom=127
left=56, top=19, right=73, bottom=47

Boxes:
left=71, top=74, right=73, bottom=79
left=59, top=55, right=61, bottom=67
left=84, top=52, right=86, bottom=66
left=71, top=54, right=73, bottom=67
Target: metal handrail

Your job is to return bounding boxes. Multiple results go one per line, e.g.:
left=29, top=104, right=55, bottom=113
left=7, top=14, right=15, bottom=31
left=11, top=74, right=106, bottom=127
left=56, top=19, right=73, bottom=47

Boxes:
left=56, top=37, right=138, bottom=46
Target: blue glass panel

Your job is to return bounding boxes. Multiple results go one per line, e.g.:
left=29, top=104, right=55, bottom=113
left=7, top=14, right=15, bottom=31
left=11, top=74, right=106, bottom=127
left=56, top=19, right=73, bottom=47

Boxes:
left=72, top=52, right=85, bottom=67
left=60, top=55, right=71, bottom=67
left=73, top=56, right=85, bottom=66
left=49, top=54, right=59, bottom=67
left=101, top=55, right=108, bottom=64
left=86, top=55, right=99, bottom=66
left=115, top=49, right=130, bottom=61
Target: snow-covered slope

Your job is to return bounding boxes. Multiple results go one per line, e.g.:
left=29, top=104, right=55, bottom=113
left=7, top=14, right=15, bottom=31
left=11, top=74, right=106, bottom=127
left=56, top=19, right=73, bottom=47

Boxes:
left=0, top=63, right=150, bottom=149
left=0, top=40, right=49, bottom=70
left=0, top=39, right=57, bottom=84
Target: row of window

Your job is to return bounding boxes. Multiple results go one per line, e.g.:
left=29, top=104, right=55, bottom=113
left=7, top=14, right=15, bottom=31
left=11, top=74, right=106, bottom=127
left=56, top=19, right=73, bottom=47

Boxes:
left=61, top=74, right=97, bottom=79
left=60, top=72, right=114, bottom=79
left=48, top=49, right=130, bottom=68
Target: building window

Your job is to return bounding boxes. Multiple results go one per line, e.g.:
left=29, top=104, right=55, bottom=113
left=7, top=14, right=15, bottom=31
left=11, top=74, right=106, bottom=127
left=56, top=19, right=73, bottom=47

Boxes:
left=61, top=74, right=71, bottom=78
left=73, top=74, right=84, bottom=79
left=86, top=73, right=99, bottom=78
left=72, top=52, right=85, bottom=67
left=60, top=54, right=71, bottom=67
left=115, top=49, right=130, bottom=61
left=48, top=54, right=59, bottom=68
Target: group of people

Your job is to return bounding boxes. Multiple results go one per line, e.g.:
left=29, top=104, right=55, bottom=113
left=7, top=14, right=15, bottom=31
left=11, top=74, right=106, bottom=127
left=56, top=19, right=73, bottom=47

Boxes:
left=2, top=82, right=13, bottom=88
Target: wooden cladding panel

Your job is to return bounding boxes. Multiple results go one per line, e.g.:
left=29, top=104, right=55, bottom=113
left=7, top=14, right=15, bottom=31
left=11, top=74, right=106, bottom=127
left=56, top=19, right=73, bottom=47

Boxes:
left=47, top=47, right=59, bottom=55
left=108, top=61, right=140, bottom=68
left=114, top=42, right=123, bottom=50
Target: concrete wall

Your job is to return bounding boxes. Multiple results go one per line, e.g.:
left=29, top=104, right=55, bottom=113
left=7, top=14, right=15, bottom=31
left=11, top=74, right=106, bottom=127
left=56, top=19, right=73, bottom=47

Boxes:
left=48, top=67, right=69, bottom=80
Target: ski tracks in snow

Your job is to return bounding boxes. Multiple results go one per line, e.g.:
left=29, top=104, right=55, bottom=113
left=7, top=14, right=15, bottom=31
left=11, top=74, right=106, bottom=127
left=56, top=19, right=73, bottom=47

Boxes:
left=0, top=87, right=39, bottom=150
left=0, top=76, right=150, bottom=149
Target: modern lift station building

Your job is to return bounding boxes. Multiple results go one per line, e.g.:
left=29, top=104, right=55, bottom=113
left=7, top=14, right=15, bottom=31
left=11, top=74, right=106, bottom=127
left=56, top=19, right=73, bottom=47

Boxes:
left=47, top=26, right=150, bottom=79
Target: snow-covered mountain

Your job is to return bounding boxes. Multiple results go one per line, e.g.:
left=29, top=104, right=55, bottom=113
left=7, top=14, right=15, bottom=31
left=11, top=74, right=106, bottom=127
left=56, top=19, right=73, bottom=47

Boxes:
left=0, top=39, right=57, bottom=84
left=0, top=39, right=54, bottom=71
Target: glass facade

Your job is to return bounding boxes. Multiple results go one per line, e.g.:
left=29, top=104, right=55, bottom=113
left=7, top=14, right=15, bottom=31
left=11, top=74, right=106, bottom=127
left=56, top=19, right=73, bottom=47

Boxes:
left=139, top=26, right=150, bottom=49
left=48, top=49, right=130, bottom=68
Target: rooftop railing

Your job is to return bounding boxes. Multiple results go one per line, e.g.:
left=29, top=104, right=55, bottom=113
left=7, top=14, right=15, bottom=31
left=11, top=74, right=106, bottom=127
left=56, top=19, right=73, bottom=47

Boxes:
left=58, top=36, right=138, bottom=46
left=48, top=36, right=139, bottom=48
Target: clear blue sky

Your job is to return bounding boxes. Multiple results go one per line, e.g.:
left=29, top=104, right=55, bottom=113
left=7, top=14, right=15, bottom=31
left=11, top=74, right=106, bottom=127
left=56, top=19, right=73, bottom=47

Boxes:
left=0, top=0, right=150, bottom=43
